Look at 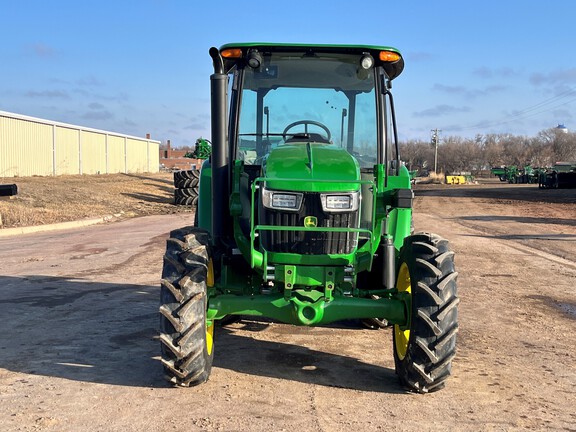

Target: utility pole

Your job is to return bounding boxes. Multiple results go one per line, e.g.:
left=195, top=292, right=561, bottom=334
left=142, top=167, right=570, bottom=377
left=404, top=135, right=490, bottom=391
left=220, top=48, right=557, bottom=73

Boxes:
left=431, top=128, right=441, bottom=174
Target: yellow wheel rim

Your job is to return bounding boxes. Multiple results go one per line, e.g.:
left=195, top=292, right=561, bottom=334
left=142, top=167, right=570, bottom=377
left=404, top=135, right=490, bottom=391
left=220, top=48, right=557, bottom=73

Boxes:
left=206, top=259, right=215, bottom=356
left=394, top=262, right=411, bottom=360
left=206, top=322, right=214, bottom=356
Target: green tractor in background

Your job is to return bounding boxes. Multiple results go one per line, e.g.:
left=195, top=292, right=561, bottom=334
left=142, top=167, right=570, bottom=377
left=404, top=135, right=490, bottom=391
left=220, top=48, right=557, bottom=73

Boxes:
left=159, top=43, right=459, bottom=393
left=184, top=137, right=212, bottom=160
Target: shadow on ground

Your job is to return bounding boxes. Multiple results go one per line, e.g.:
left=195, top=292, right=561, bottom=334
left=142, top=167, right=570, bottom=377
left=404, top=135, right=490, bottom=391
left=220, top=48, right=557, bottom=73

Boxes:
left=214, top=321, right=402, bottom=393
left=121, top=173, right=174, bottom=186
left=0, top=275, right=401, bottom=393
left=414, top=184, right=576, bottom=205
left=121, top=191, right=174, bottom=204
left=458, top=215, right=576, bottom=227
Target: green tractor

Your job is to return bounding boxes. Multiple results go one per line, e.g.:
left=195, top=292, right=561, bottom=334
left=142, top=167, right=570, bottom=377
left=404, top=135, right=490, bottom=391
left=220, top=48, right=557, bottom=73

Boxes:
left=184, top=137, right=212, bottom=160
left=159, top=43, right=459, bottom=393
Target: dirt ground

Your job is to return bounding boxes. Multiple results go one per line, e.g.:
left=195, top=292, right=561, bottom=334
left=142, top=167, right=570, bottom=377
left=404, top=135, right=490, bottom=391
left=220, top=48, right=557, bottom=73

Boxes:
left=0, top=178, right=575, bottom=431
left=0, top=172, right=186, bottom=229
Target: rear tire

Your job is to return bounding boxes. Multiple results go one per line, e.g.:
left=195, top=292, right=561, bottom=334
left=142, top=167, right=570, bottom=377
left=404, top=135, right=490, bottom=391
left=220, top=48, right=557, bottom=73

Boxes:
left=393, top=232, right=459, bottom=393
left=174, top=169, right=200, bottom=182
left=174, top=194, right=194, bottom=206
left=159, top=227, right=214, bottom=386
left=175, top=187, right=199, bottom=198
left=174, top=187, right=199, bottom=205
left=175, top=177, right=199, bottom=189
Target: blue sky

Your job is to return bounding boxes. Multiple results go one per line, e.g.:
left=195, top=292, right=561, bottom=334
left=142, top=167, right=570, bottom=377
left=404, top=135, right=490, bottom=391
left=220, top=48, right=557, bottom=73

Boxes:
left=1, top=0, right=575, bottom=146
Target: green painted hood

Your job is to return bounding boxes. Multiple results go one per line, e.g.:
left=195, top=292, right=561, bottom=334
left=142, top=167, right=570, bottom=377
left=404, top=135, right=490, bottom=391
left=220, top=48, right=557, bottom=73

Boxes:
left=262, top=143, right=360, bottom=192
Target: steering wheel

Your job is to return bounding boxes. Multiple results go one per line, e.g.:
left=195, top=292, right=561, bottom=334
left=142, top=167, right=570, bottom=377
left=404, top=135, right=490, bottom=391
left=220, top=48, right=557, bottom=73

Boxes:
left=282, top=120, right=331, bottom=143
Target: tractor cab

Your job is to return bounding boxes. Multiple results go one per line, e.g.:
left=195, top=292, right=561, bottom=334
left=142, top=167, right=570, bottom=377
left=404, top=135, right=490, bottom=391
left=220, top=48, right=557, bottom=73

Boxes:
left=198, top=44, right=411, bottom=261
left=230, top=44, right=402, bottom=168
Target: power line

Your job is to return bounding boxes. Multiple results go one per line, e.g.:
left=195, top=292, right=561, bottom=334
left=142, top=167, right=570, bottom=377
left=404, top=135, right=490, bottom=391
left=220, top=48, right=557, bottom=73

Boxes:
left=509, top=87, right=576, bottom=116
left=446, top=87, right=576, bottom=132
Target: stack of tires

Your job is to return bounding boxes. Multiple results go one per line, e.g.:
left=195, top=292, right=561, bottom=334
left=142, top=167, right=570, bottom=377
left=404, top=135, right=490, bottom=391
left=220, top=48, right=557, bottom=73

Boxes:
left=174, top=169, right=200, bottom=206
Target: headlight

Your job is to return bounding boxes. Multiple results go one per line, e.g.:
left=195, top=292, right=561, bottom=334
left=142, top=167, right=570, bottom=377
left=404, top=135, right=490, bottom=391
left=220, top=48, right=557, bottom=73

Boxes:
left=320, top=192, right=360, bottom=212
left=262, top=187, right=303, bottom=212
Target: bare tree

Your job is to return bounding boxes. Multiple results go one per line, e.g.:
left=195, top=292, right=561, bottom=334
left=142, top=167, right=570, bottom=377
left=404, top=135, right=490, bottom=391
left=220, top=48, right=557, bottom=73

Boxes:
left=399, top=140, right=434, bottom=172
left=499, top=135, right=528, bottom=166
left=479, top=134, right=505, bottom=167
left=552, top=131, right=576, bottom=162
left=525, top=136, right=554, bottom=167
left=398, top=127, right=575, bottom=174
left=535, top=128, right=576, bottom=164
left=438, top=136, right=482, bottom=173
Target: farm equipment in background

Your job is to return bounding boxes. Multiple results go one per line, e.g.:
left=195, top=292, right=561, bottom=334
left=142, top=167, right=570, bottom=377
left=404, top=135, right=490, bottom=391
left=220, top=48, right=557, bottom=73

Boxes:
left=159, top=43, right=459, bottom=393
left=185, top=138, right=212, bottom=160
left=491, top=166, right=507, bottom=182
left=518, top=165, right=542, bottom=184
left=490, top=165, right=540, bottom=184
left=446, top=172, right=474, bottom=185
left=538, top=163, right=576, bottom=189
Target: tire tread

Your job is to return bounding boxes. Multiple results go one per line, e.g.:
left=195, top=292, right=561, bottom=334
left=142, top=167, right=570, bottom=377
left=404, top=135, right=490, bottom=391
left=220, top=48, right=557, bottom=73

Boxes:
left=159, top=226, right=213, bottom=387
left=393, top=232, right=459, bottom=393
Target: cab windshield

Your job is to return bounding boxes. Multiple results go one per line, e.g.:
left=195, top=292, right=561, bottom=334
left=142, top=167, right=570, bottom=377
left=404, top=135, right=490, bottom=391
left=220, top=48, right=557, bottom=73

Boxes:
left=235, top=51, right=378, bottom=167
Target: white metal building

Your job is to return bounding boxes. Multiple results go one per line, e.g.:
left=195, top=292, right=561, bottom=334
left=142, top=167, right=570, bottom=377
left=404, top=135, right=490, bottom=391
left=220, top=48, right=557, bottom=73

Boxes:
left=0, top=110, right=160, bottom=177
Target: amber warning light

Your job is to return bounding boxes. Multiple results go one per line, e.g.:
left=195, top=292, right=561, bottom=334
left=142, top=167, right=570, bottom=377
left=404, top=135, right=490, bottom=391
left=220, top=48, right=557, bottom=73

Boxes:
left=379, top=51, right=401, bottom=62
left=221, top=48, right=243, bottom=58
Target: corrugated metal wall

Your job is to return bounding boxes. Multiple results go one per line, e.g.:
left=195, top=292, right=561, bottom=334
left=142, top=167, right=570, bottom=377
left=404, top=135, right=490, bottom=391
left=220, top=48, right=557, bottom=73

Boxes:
left=81, top=131, right=106, bottom=175
left=0, top=115, right=53, bottom=176
left=55, top=126, right=81, bottom=174
left=0, top=110, right=160, bottom=177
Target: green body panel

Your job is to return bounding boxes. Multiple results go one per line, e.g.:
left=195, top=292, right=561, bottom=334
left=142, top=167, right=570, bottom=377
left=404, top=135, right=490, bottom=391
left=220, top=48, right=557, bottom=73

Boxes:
left=197, top=159, right=212, bottom=233
left=263, top=143, right=360, bottom=192
left=382, top=164, right=412, bottom=250
left=207, top=292, right=408, bottom=327
left=221, top=42, right=401, bottom=54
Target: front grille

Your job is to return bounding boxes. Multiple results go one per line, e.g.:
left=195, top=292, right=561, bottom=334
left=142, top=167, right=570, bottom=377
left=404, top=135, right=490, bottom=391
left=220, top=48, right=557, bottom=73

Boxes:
left=260, top=193, right=359, bottom=255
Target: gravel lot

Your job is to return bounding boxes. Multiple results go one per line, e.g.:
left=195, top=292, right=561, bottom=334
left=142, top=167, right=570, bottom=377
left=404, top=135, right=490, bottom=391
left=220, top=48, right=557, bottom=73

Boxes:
left=0, top=179, right=575, bottom=431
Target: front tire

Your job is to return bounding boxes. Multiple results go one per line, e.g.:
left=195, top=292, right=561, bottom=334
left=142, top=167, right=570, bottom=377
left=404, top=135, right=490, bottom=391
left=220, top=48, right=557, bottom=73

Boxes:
left=393, top=233, right=459, bottom=393
left=159, top=227, right=214, bottom=386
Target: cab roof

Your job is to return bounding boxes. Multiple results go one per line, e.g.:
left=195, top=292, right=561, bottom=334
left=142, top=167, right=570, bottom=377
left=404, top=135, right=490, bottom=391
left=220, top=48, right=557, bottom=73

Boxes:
left=219, top=42, right=404, bottom=80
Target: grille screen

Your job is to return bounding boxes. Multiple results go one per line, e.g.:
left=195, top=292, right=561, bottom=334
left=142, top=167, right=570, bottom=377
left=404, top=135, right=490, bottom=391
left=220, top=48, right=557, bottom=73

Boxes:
left=260, top=193, right=359, bottom=255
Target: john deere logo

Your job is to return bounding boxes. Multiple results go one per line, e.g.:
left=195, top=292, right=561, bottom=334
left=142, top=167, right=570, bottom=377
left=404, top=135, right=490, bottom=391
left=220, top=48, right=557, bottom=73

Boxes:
left=304, top=216, right=317, bottom=228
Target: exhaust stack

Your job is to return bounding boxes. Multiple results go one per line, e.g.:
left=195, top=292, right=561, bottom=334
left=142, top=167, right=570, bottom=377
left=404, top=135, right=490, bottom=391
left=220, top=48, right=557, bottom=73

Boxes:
left=209, top=47, right=228, bottom=245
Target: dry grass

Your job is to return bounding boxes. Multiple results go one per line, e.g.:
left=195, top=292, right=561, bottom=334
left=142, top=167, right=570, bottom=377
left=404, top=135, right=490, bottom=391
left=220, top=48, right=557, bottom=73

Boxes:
left=0, top=172, right=192, bottom=229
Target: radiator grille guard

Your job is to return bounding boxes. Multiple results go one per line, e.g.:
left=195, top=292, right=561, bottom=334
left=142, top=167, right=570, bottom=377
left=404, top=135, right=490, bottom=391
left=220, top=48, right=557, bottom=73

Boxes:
left=250, top=177, right=375, bottom=258
left=260, top=193, right=359, bottom=255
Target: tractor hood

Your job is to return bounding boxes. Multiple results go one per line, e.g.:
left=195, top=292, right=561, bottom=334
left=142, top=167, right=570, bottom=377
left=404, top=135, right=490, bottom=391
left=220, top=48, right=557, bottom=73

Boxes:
left=262, top=143, right=360, bottom=192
